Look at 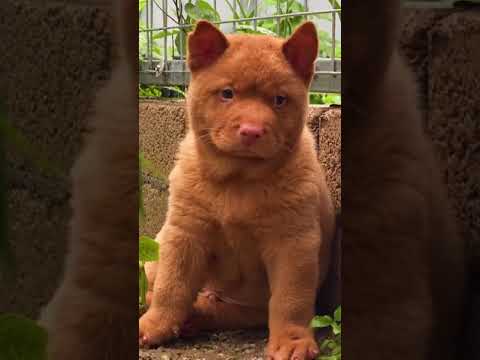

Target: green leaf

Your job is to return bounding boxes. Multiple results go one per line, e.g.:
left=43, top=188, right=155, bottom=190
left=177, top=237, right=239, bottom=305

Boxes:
left=334, top=306, right=341, bottom=322
left=224, top=0, right=240, bottom=20
left=185, top=1, right=220, bottom=22
left=310, top=315, right=333, bottom=328
left=331, top=322, right=341, bottom=335
left=319, top=355, right=341, bottom=360
left=139, top=265, right=148, bottom=307
left=174, top=31, right=187, bottom=58
left=320, top=339, right=335, bottom=350
left=139, top=0, right=147, bottom=12
left=327, top=0, right=341, bottom=10
left=139, top=235, right=159, bottom=262
left=0, top=314, right=48, bottom=360
left=234, top=0, right=248, bottom=19
left=152, top=29, right=179, bottom=40
left=162, top=86, right=187, bottom=98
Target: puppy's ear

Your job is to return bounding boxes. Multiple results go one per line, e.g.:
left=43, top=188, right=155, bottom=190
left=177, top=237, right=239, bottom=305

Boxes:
left=187, top=21, right=228, bottom=72
left=282, top=21, right=318, bottom=84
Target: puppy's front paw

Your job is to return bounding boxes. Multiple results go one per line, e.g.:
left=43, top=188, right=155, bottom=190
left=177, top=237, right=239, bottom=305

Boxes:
left=266, top=325, right=319, bottom=360
left=138, top=308, right=182, bottom=348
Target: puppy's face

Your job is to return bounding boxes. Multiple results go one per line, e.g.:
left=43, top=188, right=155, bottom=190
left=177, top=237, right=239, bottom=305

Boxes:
left=186, top=21, right=318, bottom=161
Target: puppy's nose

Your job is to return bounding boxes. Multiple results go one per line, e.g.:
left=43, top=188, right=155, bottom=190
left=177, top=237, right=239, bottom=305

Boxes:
left=239, top=124, right=265, bottom=146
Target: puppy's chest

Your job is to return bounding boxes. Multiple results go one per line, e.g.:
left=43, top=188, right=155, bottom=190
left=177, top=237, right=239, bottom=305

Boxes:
left=212, top=184, right=271, bottom=228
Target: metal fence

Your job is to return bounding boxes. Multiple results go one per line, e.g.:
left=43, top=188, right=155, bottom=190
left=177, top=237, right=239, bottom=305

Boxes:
left=139, top=0, right=341, bottom=93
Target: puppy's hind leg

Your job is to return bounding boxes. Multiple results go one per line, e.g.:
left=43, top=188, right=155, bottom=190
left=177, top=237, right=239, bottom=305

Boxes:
left=180, top=292, right=268, bottom=337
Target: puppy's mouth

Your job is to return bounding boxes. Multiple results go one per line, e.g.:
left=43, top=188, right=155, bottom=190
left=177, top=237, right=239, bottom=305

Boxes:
left=215, top=141, right=268, bottom=160
left=198, top=130, right=272, bottom=160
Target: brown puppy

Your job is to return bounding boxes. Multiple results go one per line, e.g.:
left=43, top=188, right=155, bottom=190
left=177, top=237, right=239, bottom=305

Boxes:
left=139, top=21, right=335, bottom=360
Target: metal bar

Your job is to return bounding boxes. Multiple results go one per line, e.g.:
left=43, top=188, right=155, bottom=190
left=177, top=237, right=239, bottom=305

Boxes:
left=331, top=11, right=336, bottom=71
left=233, top=0, right=237, bottom=31
left=142, top=58, right=341, bottom=75
left=149, top=0, right=154, bottom=68
left=140, top=9, right=341, bottom=32
left=153, top=0, right=179, bottom=24
left=145, top=0, right=149, bottom=65
left=163, top=0, right=168, bottom=69
left=304, top=0, right=308, bottom=20
left=140, top=62, right=341, bottom=93
left=254, top=0, right=258, bottom=30
left=179, top=4, right=184, bottom=60
left=276, top=0, right=280, bottom=36
left=143, top=58, right=340, bottom=72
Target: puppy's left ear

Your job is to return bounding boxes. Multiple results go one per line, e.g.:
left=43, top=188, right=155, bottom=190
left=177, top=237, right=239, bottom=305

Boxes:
left=282, top=22, right=318, bottom=84
left=187, top=21, right=229, bottom=72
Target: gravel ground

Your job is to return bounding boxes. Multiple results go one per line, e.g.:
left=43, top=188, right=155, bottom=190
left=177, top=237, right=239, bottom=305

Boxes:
left=139, top=329, right=268, bottom=360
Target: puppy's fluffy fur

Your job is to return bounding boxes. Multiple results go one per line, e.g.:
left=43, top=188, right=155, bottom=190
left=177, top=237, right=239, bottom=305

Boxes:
left=139, top=21, right=335, bottom=360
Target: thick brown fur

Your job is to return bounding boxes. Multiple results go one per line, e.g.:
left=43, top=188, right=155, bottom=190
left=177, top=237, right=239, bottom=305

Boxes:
left=342, top=1, right=466, bottom=359
left=139, top=21, right=335, bottom=360
left=38, top=1, right=138, bottom=359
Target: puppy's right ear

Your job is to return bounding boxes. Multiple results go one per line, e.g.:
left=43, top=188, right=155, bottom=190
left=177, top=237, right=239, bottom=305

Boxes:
left=187, top=21, right=228, bottom=72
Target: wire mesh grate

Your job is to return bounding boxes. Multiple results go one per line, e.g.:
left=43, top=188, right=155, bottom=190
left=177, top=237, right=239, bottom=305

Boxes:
left=139, top=0, right=341, bottom=93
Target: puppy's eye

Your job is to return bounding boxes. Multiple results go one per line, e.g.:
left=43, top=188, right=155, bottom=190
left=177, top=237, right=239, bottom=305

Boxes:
left=273, top=95, right=287, bottom=107
left=220, top=88, right=234, bottom=101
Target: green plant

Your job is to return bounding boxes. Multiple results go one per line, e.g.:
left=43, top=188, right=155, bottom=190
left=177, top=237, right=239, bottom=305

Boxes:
left=139, top=84, right=186, bottom=99
left=0, top=314, right=48, bottom=360
left=139, top=235, right=159, bottom=308
left=311, top=306, right=341, bottom=360
left=260, top=0, right=308, bottom=37
left=310, top=92, right=341, bottom=106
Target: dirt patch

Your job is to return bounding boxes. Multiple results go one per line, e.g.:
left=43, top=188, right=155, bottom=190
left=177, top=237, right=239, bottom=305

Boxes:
left=139, top=330, right=334, bottom=360
left=139, top=330, right=268, bottom=360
